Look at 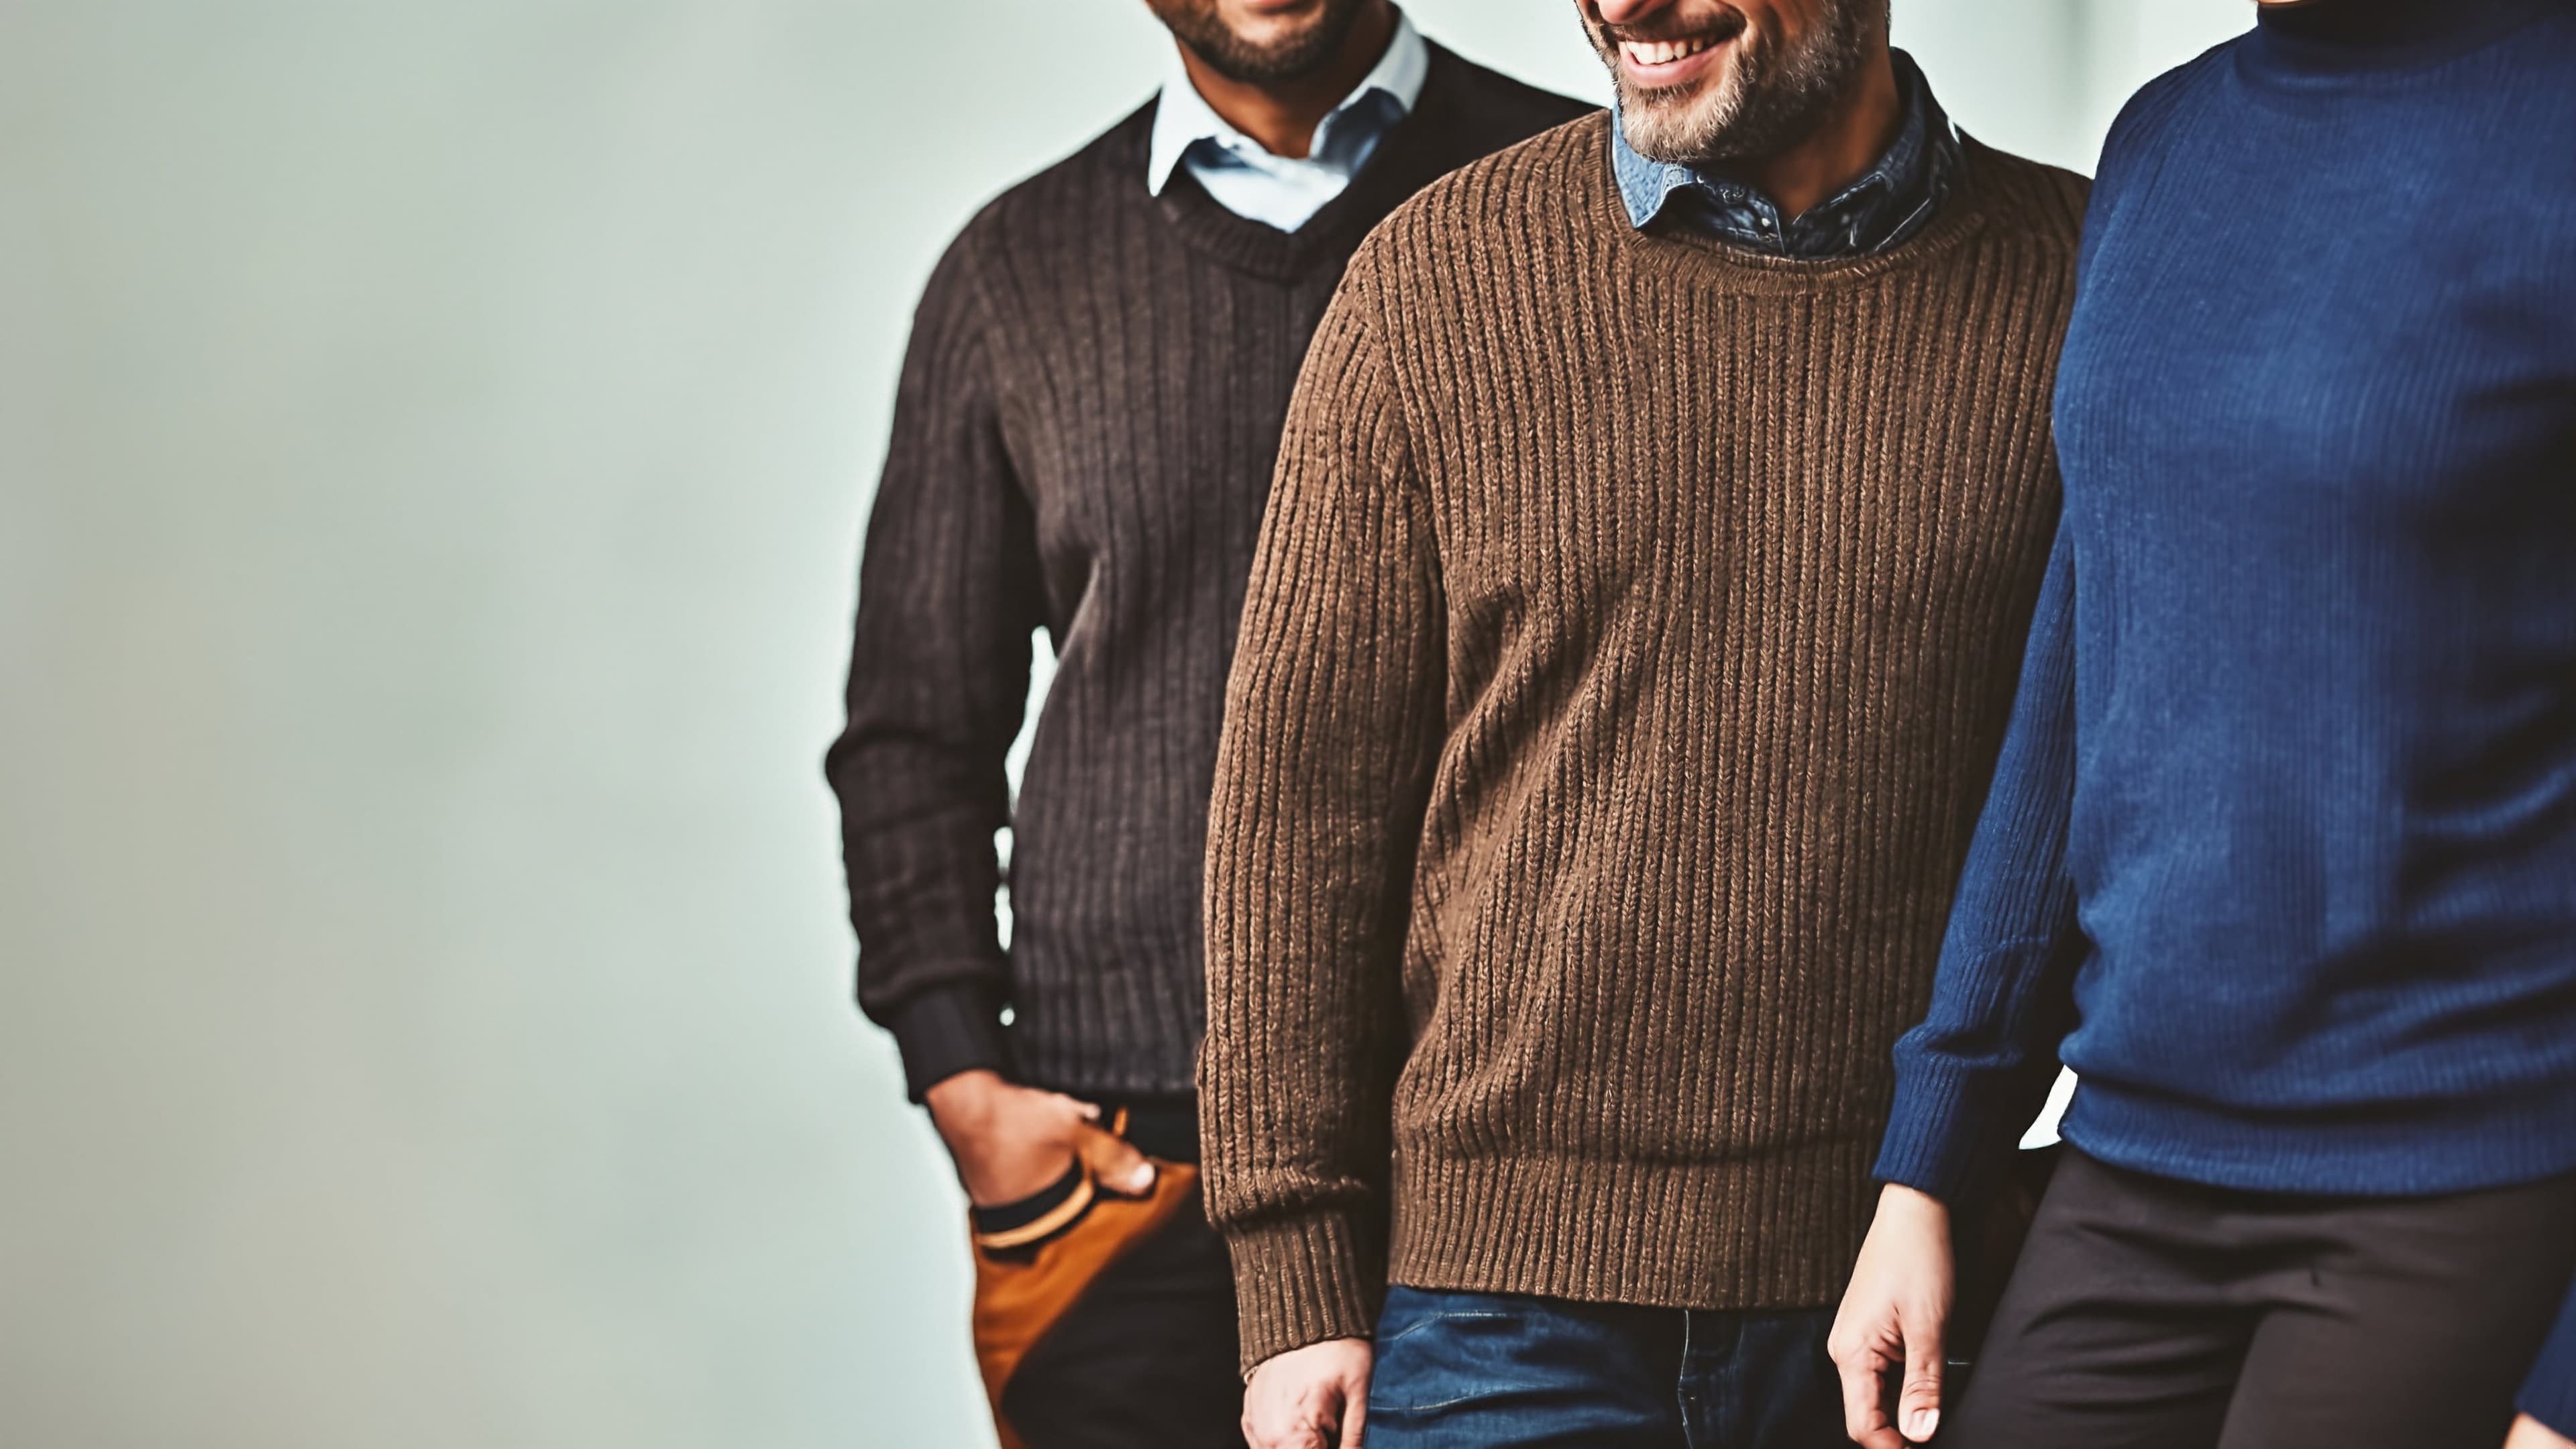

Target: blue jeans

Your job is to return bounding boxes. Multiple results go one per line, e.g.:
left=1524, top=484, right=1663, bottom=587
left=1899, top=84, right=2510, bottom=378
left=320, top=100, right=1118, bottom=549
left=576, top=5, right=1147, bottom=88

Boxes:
left=1365, top=1286, right=1847, bottom=1448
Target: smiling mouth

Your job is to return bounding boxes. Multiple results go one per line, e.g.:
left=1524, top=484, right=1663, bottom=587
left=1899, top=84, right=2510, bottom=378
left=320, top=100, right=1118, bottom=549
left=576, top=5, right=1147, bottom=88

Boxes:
left=1620, top=34, right=1721, bottom=66
left=1609, top=11, right=1746, bottom=75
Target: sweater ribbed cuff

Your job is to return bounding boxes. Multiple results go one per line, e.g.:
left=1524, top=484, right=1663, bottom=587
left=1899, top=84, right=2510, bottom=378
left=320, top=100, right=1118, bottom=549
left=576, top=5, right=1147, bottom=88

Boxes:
left=1874, top=1057, right=1999, bottom=1206
left=885, top=981, right=1012, bottom=1102
left=2518, top=1281, right=2576, bottom=1438
left=1223, top=1212, right=1383, bottom=1375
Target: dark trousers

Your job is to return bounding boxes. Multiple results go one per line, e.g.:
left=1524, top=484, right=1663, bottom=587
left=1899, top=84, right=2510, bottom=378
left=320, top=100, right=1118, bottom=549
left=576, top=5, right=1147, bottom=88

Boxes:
left=1364, top=1285, right=1847, bottom=1448
left=1950, top=1148, right=2576, bottom=1449
left=968, top=1118, right=1244, bottom=1449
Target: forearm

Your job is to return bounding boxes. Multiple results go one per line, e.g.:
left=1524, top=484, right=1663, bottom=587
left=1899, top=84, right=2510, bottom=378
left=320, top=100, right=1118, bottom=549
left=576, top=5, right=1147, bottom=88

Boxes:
left=1876, top=517, right=2085, bottom=1205
left=834, top=559, right=1033, bottom=1099
left=832, top=229, right=1039, bottom=1100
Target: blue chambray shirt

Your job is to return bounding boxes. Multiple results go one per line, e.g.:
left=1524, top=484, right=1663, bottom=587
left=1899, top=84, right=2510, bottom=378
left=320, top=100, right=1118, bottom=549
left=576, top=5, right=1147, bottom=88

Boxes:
left=1611, top=49, right=1961, bottom=258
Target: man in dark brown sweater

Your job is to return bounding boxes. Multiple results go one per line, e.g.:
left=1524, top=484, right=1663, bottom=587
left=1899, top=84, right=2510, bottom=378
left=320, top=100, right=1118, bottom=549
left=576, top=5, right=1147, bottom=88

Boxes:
left=828, top=2, right=1585, bottom=1444
left=1200, top=1, right=2086, bottom=1445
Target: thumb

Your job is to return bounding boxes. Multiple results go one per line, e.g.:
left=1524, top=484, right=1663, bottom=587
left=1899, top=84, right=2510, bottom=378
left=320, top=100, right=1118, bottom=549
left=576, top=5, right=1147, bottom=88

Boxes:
left=1077, top=1124, right=1158, bottom=1196
left=1340, top=1366, right=1369, bottom=1448
left=1898, top=1303, right=1945, bottom=1444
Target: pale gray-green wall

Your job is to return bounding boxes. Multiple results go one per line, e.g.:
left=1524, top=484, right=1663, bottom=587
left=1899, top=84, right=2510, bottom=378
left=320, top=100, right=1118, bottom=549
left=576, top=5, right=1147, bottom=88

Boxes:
left=0, top=3, right=2246, bottom=1444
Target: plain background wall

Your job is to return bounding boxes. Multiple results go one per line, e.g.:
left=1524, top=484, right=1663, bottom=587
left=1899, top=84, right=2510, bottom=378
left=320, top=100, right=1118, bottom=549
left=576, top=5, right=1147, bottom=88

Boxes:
left=1, top=2, right=2251, bottom=1444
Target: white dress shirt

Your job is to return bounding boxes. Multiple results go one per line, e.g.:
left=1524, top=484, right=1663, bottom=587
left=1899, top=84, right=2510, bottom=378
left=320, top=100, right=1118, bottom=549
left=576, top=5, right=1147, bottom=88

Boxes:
left=1146, top=13, right=1428, bottom=233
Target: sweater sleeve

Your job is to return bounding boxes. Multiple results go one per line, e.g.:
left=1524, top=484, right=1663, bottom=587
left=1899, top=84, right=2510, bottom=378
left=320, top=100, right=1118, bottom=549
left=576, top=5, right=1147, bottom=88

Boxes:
left=1874, top=513, right=2088, bottom=1205
left=2522, top=1279, right=2576, bottom=1436
left=827, top=233, right=1043, bottom=1102
left=1199, top=253, right=1444, bottom=1371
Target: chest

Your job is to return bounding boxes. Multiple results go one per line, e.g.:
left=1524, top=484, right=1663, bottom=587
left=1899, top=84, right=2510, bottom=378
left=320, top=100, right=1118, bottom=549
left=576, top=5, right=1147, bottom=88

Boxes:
left=2055, top=101, right=2576, bottom=535
left=1401, top=256, right=2073, bottom=643
left=985, top=236, right=1346, bottom=549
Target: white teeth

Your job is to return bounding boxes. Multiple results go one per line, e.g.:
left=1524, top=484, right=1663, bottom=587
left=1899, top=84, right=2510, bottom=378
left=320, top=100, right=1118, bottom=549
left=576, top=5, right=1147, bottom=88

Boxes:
left=1621, top=36, right=1715, bottom=66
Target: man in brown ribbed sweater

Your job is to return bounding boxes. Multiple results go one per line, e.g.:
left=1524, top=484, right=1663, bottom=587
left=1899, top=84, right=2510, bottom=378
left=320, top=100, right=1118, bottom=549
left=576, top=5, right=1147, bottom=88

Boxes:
left=1199, top=2, right=2086, bottom=1445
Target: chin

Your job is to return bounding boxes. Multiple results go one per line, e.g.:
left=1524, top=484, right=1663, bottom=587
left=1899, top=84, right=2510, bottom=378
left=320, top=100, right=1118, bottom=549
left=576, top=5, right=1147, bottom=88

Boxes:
left=1621, top=89, right=1734, bottom=162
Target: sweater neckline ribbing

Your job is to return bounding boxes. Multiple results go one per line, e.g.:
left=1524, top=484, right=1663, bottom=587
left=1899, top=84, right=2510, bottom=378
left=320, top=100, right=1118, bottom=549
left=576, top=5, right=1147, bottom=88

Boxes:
left=1587, top=113, right=1996, bottom=296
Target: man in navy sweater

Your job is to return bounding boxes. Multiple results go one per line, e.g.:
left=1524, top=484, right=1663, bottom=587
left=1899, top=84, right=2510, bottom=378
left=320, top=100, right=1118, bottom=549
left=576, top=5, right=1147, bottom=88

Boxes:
left=1826, top=1, right=2576, bottom=1446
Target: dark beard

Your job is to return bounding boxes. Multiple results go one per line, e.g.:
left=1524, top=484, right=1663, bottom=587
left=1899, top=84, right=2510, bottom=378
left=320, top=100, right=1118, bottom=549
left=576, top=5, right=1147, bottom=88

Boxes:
left=1593, top=0, right=1882, bottom=168
left=1148, top=0, right=1373, bottom=85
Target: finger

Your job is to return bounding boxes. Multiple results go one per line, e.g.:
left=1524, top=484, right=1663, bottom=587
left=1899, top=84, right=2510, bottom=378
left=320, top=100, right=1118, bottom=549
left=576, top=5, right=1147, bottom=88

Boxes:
left=1340, top=1373, right=1368, bottom=1449
left=1242, top=1405, right=1291, bottom=1449
left=1837, top=1342, right=1898, bottom=1448
left=1898, top=1308, right=1945, bottom=1444
left=1077, top=1123, right=1158, bottom=1195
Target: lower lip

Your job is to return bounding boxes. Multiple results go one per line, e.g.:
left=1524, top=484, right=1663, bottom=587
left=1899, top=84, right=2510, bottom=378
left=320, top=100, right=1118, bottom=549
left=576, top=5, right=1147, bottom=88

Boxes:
left=1621, top=36, right=1733, bottom=87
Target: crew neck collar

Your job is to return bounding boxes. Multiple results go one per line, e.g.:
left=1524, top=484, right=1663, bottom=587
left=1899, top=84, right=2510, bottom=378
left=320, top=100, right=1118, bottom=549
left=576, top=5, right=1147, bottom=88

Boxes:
left=2245, top=0, right=2560, bottom=80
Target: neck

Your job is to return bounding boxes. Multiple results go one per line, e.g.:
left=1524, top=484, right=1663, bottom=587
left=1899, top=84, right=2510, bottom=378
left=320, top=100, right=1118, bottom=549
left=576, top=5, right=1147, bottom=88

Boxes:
left=1723, top=45, right=1901, bottom=220
left=1173, top=0, right=1398, bottom=160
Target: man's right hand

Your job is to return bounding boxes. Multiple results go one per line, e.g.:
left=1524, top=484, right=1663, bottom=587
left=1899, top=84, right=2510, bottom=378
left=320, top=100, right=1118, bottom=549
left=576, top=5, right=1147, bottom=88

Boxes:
left=1829, top=1183, right=1955, bottom=1448
left=922, top=1069, right=1155, bottom=1205
left=1243, top=1338, right=1373, bottom=1449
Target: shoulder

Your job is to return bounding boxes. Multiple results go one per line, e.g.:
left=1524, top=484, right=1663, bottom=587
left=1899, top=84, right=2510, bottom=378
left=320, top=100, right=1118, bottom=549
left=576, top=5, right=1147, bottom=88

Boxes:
left=1360, top=111, right=1609, bottom=279
left=942, top=101, right=1157, bottom=273
left=2094, top=44, right=2232, bottom=189
left=1414, top=40, right=1599, bottom=143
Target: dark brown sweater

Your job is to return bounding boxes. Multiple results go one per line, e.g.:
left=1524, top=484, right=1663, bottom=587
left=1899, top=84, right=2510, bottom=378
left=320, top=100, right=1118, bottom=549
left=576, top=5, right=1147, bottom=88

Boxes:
left=830, top=48, right=1590, bottom=1101
left=1200, top=112, right=2088, bottom=1367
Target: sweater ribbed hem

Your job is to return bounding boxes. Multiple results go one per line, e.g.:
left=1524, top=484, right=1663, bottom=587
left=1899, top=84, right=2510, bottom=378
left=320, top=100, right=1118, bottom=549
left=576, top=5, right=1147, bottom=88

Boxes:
left=1225, top=1211, right=1383, bottom=1372
left=1385, top=1139, right=1878, bottom=1315
left=2059, top=1072, right=2576, bottom=1197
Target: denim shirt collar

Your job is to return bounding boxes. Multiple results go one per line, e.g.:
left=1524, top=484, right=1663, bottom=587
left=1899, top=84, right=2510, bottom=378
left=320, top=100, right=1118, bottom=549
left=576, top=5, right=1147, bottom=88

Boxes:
left=1611, top=49, right=1960, bottom=258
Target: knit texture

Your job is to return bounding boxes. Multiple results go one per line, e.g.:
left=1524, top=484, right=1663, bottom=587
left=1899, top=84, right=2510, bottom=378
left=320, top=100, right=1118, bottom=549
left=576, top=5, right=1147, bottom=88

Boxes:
left=830, top=48, right=1589, bottom=1101
left=1201, top=111, right=2088, bottom=1368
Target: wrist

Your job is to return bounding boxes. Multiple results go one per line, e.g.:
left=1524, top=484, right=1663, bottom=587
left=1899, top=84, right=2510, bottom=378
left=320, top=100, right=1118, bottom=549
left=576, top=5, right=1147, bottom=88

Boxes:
left=924, top=1067, right=1011, bottom=1130
left=1878, top=1181, right=1951, bottom=1228
left=1249, top=1336, right=1373, bottom=1380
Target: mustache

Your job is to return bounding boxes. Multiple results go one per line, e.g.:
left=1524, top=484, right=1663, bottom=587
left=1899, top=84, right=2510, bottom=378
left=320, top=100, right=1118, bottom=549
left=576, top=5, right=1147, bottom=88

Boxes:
left=1597, top=8, right=1748, bottom=48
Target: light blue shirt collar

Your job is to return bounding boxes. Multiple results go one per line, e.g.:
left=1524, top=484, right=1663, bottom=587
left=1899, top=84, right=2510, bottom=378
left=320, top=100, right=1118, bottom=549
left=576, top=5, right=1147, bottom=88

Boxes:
left=1147, top=12, right=1428, bottom=232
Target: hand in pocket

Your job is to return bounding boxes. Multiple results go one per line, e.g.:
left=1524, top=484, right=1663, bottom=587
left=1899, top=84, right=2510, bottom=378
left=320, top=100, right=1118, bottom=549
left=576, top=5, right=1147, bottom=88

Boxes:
left=926, top=1069, right=1158, bottom=1205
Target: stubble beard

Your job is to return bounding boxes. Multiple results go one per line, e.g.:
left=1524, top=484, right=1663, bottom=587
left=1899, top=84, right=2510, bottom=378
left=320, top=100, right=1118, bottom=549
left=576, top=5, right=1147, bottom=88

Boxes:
left=1148, top=0, right=1374, bottom=85
left=1595, top=2, right=1880, bottom=168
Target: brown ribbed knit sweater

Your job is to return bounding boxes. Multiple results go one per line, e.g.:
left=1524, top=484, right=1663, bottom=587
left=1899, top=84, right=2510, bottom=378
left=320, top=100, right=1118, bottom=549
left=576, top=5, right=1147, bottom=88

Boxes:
left=830, top=48, right=1589, bottom=1102
left=1200, top=112, right=2088, bottom=1367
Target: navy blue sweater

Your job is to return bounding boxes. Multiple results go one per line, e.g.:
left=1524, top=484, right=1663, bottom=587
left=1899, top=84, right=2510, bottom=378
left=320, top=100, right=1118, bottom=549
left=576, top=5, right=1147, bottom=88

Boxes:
left=1873, top=0, right=2576, bottom=1425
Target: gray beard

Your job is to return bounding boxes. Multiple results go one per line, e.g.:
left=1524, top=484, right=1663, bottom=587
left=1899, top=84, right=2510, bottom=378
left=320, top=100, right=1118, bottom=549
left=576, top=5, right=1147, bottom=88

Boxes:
left=1612, top=3, right=1877, bottom=168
